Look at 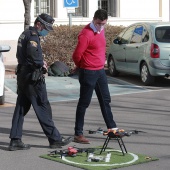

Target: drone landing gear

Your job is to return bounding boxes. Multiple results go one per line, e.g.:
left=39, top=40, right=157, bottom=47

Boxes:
left=100, top=132, right=128, bottom=156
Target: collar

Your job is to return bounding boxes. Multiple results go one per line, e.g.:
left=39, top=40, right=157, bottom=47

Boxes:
left=28, top=26, right=40, bottom=37
left=90, top=22, right=98, bottom=33
left=29, top=26, right=39, bottom=34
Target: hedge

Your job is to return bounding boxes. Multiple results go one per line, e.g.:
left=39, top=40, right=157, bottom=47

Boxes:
left=41, top=25, right=125, bottom=69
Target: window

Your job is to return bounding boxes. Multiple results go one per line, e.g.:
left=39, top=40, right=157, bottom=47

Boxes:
left=34, top=0, right=87, bottom=18
left=156, top=27, right=170, bottom=42
left=130, top=25, right=144, bottom=43
left=73, top=0, right=87, bottom=17
left=121, top=26, right=135, bottom=44
left=98, top=0, right=118, bottom=17
left=34, top=0, right=56, bottom=17
left=142, top=28, right=149, bottom=42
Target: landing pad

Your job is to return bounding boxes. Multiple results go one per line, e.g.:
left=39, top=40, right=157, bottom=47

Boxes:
left=40, top=148, right=158, bottom=170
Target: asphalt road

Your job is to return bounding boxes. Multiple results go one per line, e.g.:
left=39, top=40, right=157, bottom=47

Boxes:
left=0, top=72, right=170, bottom=170
left=112, top=72, right=170, bottom=89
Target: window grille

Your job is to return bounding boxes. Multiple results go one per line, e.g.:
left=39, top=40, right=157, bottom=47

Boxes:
left=73, top=0, right=87, bottom=17
left=35, top=0, right=87, bottom=18
left=98, top=0, right=118, bottom=17
left=34, top=0, right=56, bottom=17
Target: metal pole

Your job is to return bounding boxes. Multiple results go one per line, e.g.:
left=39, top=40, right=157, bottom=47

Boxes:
left=169, top=0, right=170, bottom=21
left=38, top=0, right=41, bottom=14
left=68, top=13, right=72, bottom=29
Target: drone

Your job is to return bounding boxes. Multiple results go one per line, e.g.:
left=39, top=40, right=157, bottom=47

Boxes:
left=49, top=146, right=112, bottom=163
left=48, top=129, right=146, bottom=159
left=49, top=146, right=95, bottom=159
left=88, top=127, right=146, bottom=137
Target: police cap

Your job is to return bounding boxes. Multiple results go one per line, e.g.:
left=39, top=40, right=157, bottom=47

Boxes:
left=37, top=13, right=55, bottom=31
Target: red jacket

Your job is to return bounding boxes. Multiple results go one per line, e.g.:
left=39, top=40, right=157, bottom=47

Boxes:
left=72, top=24, right=106, bottom=70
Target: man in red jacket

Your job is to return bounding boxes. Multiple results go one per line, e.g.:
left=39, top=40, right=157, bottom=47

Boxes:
left=72, top=9, right=118, bottom=144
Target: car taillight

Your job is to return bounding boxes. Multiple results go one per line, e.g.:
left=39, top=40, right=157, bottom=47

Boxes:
left=150, top=43, right=160, bottom=58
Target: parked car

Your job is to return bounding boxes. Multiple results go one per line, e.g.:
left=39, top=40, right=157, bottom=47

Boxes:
left=0, top=45, right=11, bottom=105
left=107, top=22, right=170, bottom=85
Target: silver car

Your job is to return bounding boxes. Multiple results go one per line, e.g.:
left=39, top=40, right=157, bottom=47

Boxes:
left=0, top=45, right=11, bottom=105
left=107, top=22, right=170, bottom=85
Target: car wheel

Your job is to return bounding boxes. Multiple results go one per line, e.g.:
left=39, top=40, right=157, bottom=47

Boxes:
left=0, top=87, right=5, bottom=105
left=140, top=62, right=155, bottom=85
left=108, top=56, right=119, bottom=77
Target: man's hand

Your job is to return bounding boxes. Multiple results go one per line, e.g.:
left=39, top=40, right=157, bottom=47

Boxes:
left=70, top=66, right=79, bottom=74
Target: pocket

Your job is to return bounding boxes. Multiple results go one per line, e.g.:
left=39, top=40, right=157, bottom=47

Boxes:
left=35, top=82, right=48, bottom=104
left=79, top=69, right=97, bottom=86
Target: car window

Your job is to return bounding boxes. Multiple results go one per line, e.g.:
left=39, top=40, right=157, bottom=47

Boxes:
left=130, top=25, right=144, bottom=43
left=120, top=26, right=135, bottom=44
left=117, top=29, right=126, bottom=39
left=142, top=28, right=149, bottom=42
left=155, top=27, right=170, bottom=42
left=116, top=29, right=126, bottom=42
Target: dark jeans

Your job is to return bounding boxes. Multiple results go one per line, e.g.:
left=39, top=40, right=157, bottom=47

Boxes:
left=75, top=68, right=117, bottom=136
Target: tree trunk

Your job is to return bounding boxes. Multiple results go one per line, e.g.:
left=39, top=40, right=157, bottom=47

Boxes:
left=23, top=0, right=32, bottom=30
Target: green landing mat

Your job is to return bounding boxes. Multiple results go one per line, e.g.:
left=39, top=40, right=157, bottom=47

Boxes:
left=40, top=148, right=158, bottom=170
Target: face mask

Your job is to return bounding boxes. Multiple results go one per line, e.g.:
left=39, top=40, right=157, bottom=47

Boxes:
left=95, top=25, right=105, bottom=33
left=38, top=29, right=49, bottom=36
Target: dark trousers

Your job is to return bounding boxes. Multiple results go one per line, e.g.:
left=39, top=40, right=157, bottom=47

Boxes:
left=9, top=73, right=61, bottom=143
left=75, top=68, right=117, bottom=136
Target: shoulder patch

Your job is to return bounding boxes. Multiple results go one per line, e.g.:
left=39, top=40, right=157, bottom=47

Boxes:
left=31, top=31, right=38, bottom=36
left=30, top=41, right=38, bottom=47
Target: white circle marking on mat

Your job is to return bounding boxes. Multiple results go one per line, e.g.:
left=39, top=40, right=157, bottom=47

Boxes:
left=62, top=150, right=139, bottom=166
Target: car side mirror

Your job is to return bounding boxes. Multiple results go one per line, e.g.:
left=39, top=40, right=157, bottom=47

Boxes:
left=0, top=45, right=11, bottom=52
left=113, top=38, right=121, bottom=45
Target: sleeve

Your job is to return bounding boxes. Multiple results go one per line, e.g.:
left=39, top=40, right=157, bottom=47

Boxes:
left=26, top=34, right=43, bottom=67
left=72, top=34, right=89, bottom=67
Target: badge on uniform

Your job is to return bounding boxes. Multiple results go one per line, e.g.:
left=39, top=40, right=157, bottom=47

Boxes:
left=30, top=41, right=37, bottom=47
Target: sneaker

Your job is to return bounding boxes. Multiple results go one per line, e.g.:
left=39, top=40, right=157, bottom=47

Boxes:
left=74, top=135, right=90, bottom=144
left=49, top=137, right=72, bottom=148
left=8, top=139, right=31, bottom=151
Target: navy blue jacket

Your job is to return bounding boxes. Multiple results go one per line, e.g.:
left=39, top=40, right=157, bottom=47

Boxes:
left=16, top=26, right=44, bottom=67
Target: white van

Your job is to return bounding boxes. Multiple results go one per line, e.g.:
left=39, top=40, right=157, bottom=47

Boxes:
left=0, top=45, right=11, bottom=105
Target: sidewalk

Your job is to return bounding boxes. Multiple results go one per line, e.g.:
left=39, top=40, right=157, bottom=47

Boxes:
left=4, top=67, right=149, bottom=105
left=5, top=65, right=16, bottom=77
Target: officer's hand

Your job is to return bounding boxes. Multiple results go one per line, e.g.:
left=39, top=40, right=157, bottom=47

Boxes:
left=43, top=61, right=47, bottom=69
left=42, top=61, right=48, bottom=74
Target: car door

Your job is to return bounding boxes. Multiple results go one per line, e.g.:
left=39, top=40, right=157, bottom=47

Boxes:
left=126, top=25, right=147, bottom=74
left=114, top=26, right=136, bottom=71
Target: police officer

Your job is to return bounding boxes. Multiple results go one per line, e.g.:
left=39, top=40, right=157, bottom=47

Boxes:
left=8, top=13, right=72, bottom=151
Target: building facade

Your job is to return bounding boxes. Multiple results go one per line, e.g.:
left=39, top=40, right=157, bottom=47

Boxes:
left=0, top=0, right=170, bottom=64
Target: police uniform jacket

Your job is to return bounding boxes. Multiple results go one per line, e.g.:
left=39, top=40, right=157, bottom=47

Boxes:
left=16, top=26, right=45, bottom=93
left=17, top=26, right=44, bottom=67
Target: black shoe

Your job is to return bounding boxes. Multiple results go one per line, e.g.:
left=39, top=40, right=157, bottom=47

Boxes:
left=8, top=139, right=31, bottom=151
left=49, top=137, right=72, bottom=148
